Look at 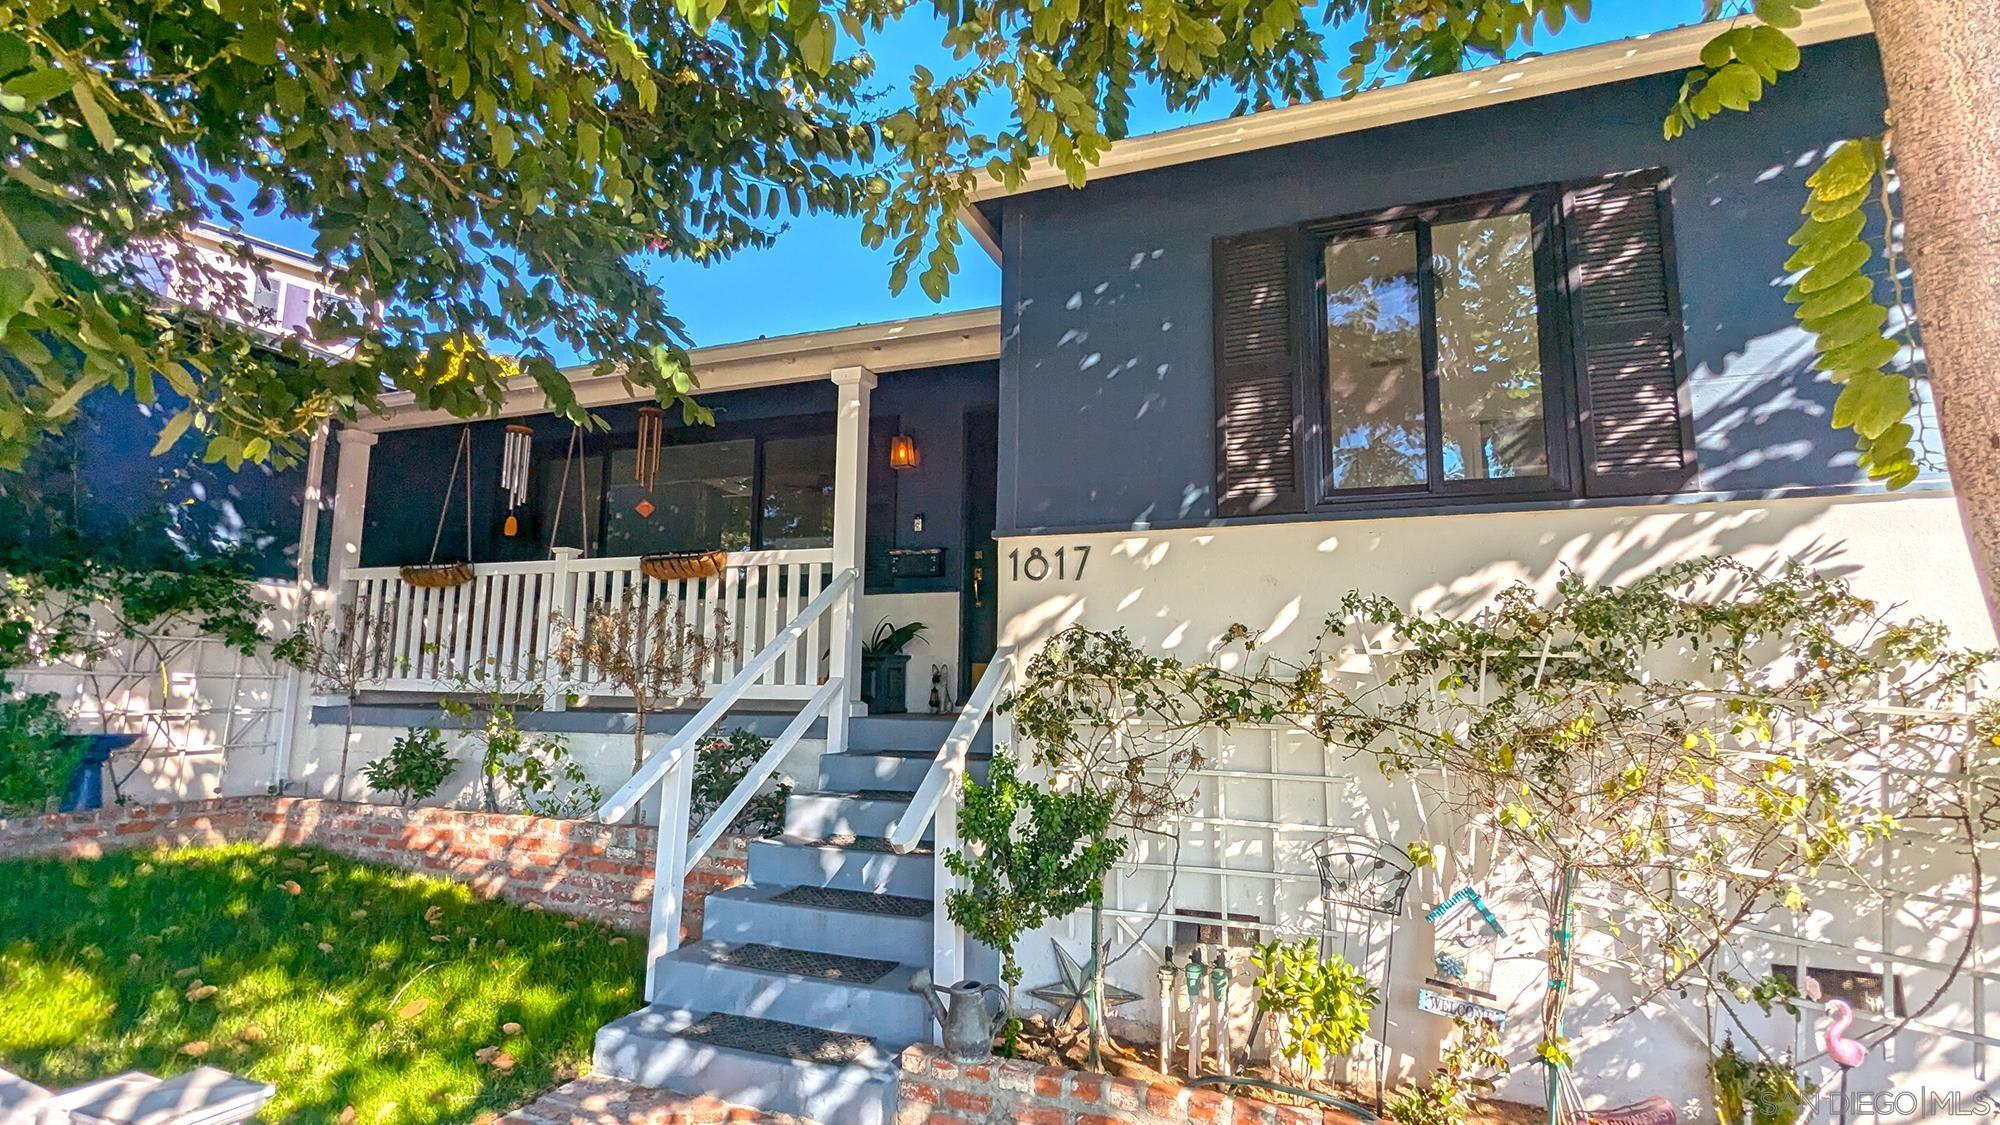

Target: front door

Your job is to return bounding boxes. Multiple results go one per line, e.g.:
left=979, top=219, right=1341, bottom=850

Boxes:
left=959, top=409, right=999, bottom=699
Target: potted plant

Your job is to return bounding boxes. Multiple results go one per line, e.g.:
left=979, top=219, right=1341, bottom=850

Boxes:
left=861, top=621, right=925, bottom=715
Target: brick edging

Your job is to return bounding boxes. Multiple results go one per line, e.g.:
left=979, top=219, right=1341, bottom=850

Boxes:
left=897, top=1043, right=1361, bottom=1125
left=0, top=796, right=746, bottom=936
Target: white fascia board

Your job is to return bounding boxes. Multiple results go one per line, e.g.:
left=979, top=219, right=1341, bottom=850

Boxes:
left=357, top=305, right=1002, bottom=432
left=966, top=0, right=1873, bottom=206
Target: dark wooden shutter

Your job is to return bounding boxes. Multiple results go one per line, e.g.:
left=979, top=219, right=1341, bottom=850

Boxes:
left=1563, top=170, right=1698, bottom=498
left=864, top=414, right=899, bottom=592
left=1213, top=227, right=1306, bottom=516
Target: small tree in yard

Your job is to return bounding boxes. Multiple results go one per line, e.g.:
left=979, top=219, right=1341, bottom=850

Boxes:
left=361, top=726, right=454, bottom=805
left=943, top=749, right=1126, bottom=1053
left=548, top=592, right=736, bottom=776
left=274, top=597, right=396, bottom=800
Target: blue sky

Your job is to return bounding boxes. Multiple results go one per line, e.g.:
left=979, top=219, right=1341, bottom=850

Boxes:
left=241, top=1, right=1713, bottom=355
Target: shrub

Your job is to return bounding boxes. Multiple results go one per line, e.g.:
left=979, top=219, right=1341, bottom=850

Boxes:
left=1249, top=938, right=1377, bottom=1075
left=1385, top=1017, right=1510, bottom=1125
left=362, top=727, right=455, bottom=804
left=0, top=691, right=82, bottom=815
left=1711, top=1038, right=1815, bottom=1125
left=943, top=749, right=1126, bottom=1038
left=691, top=727, right=791, bottom=837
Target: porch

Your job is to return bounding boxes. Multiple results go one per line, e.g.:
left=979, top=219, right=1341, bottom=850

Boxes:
left=319, top=310, right=1001, bottom=714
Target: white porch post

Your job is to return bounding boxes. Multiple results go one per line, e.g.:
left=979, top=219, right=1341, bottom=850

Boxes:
left=271, top=420, right=331, bottom=793
left=827, top=365, right=875, bottom=753
left=326, top=427, right=378, bottom=594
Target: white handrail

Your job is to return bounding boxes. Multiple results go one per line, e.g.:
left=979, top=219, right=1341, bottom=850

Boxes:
left=887, top=647, right=1016, bottom=854
left=596, top=567, right=854, bottom=823
left=684, top=675, right=843, bottom=871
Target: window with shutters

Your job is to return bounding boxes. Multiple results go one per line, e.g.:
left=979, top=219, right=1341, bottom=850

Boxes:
left=1212, top=170, right=1695, bottom=517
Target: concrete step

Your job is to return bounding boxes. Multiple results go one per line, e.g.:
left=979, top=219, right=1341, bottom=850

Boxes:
left=701, top=883, right=932, bottom=964
left=593, top=1005, right=897, bottom=1125
left=783, top=791, right=924, bottom=843
left=817, top=750, right=988, bottom=795
left=654, top=941, right=931, bottom=1045
left=748, top=835, right=935, bottom=898
left=843, top=716, right=994, bottom=755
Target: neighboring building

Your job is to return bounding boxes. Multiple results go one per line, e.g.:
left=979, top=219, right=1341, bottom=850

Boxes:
left=88, top=3, right=1994, bottom=1121
left=0, top=226, right=342, bottom=804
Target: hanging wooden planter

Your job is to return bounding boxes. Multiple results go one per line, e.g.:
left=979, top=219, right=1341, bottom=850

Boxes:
left=400, top=561, right=475, bottom=588
left=640, top=550, right=728, bottom=581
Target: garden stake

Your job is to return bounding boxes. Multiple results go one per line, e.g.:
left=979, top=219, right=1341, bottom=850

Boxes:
left=1158, top=947, right=1177, bottom=1075
left=1185, top=948, right=1207, bottom=1077
left=1210, top=946, right=1232, bottom=1077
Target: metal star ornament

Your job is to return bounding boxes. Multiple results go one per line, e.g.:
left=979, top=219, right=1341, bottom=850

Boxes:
left=1027, top=939, right=1140, bottom=1026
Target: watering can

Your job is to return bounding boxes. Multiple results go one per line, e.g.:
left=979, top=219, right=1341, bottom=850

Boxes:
left=910, top=970, right=1008, bottom=1063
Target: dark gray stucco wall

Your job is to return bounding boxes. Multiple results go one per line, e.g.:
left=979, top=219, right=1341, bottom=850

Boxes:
left=358, top=361, right=997, bottom=596
left=0, top=389, right=325, bottom=581
left=991, top=36, right=1911, bottom=534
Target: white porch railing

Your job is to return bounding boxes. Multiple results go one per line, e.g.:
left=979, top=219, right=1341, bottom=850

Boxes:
left=337, top=548, right=837, bottom=699
left=589, top=568, right=856, bottom=999
left=888, top=646, right=1016, bottom=995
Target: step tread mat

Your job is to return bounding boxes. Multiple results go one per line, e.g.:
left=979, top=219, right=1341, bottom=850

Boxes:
left=709, top=942, right=900, bottom=984
left=677, top=1011, right=878, bottom=1065
left=775, top=833, right=933, bottom=856
left=768, top=885, right=931, bottom=918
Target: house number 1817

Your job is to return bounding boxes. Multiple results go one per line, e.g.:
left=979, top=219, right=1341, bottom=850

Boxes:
left=1008, top=545, right=1090, bottom=582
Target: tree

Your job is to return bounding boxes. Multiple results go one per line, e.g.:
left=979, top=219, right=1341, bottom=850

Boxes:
left=0, top=1, right=876, bottom=468
left=547, top=590, right=735, bottom=775
left=1862, top=0, right=2000, bottom=611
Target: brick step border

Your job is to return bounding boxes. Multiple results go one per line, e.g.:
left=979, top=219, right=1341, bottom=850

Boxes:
left=898, top=1043, right=1365, bottom=1125
left=0, top=796, right=745, bottom=938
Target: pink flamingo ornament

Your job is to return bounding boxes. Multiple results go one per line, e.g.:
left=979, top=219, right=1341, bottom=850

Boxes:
left=1822, top=998, right=1869, bottom=1125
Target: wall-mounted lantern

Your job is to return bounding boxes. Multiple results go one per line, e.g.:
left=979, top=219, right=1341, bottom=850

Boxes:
left=888, top=432, right=921, bottom=471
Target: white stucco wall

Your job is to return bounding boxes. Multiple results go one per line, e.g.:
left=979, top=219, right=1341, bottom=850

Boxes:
left=992, top=490, right=1995, bottom=1118
left=6, top=580, right=309, bottom=807
left=286, top=718, right=821, bottom=826
left=861, top=591, right=963, bottom=713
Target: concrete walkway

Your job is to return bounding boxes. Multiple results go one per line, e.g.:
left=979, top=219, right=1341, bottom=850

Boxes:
left=498, top=1076, right=816, bottom=1125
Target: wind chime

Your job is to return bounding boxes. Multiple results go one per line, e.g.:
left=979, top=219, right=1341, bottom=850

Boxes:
left=499, top=424, right=534, bottom=538
left=630, top=404, right=726, bottom=581
left=401, top=426, right=476, bottom=588
left=634, top=406, right=666, bottom=502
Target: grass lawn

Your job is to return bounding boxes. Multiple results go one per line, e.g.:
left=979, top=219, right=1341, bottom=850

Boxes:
left=0, top=843, right=645, bottom=1123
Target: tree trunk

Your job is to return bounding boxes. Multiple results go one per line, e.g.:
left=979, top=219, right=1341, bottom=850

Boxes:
left=633, top=703, right=648, bottom=774
left=1866, top=0, right=2000, bottom=629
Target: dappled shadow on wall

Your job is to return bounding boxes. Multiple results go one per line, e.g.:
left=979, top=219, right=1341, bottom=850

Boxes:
left=994, top=496, right=1986, bottom=669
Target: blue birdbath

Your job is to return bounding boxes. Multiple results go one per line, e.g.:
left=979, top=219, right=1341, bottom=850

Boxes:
left=59, top=733, right=144, bottom=812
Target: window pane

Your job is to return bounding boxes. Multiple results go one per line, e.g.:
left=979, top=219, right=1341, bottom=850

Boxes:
left=603, top=439, right=754, bottom=555
left=1323, top=230, right=1426, bottom=491
left=761, top=433, right=836, bottom=549
left=1434, top=213, right=1550, bottom=481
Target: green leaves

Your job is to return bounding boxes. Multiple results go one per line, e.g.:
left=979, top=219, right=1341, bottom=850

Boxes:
left=1664, top=22, right=1807, bottom=138
left=943, top=751, right=1127, bottom=988
left=1250, top=939, right=1377, bottom=1073
left=0, top=0, right=879, bottom=466
left=1785, top=138, right=1922, bottom=489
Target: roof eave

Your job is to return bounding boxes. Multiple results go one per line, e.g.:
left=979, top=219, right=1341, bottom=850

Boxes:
left=355, top=305, right=1002, bottom=432
left=966, top=0, right=1874, bottom=216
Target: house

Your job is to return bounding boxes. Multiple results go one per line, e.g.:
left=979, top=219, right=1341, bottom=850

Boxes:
left=30, top=2, right=1992, bottom=1121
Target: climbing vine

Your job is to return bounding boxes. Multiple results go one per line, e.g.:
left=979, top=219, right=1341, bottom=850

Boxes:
left=1654, top=2, right=1926, bottom=485
left=1015, top=560, right=1995, bottom=1122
